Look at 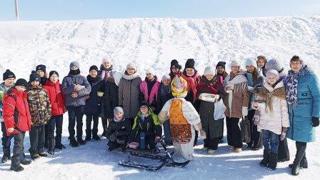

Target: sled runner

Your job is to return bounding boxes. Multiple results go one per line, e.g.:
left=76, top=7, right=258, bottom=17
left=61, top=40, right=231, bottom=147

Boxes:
left=119, top=139, right=190, bottom=171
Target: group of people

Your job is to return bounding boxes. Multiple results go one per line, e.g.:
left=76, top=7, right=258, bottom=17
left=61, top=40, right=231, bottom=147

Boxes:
left=0, top=55, right=319, bottom=176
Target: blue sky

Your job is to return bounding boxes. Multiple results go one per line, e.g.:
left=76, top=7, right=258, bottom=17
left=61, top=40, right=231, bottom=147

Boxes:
left=0, top=0, right=320, bottom=20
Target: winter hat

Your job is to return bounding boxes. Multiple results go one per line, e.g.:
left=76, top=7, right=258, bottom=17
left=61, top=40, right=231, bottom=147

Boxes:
left=203, top=66, right=215, bottom=76
left=102, top=57, right=112, bottom=64
left=146, top=68, right=155, bottom=75
left=265, top=59, right=283, bottom=72
left=266, top=69, right=280, bottom=79
left=230, top=60, right=240, bottom=67
left=126, top=63, right=137, bottom=71
left=216, top=61, right=226, bottom=69
left=170, top=59, right=181, bottom=69
left=15, top=78, right=28, bottom=88
left=113, top=106, right=124, bottom=115
left=161, top=74, right=171, bottom=81
left=29, top=72, right=41, bottom=82
left=89, top=65, right=99, bottom=72
left=49, top=71, right=59, bottom=78
left=244, top=58, right=257, bottom=68
left=3, top=69, right=16, bottom=80
left=185, top=58, right=195, bottom=69
left=171, top=76, right=188, bottom=98
left=140, top=101, right=149, bottom=108
left=70, top=61, right=80, bottom=70
left=36, top=64, right=46, bottom=73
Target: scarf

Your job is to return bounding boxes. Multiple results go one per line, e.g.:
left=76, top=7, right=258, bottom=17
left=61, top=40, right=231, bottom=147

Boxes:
left=285, top=66, right=307, bottom=105
left=256, top=83, right=286, bottom=112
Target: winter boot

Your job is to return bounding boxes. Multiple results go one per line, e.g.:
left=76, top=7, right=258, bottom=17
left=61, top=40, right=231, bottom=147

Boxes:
left=1, top=155, right=10, bottom=163
left=85, top=135, right=91, bottom=141
left=93, top=134, right=101, bottom=141
left=291, top=142, right=307, bottom=176
left=289, top=154, right=308, bottom=169
left=1, top=147, right=11, bottom=163
left=31, top=153, right=40, bottom=160
left=39, top=152, right=48, bottom=157
left=55, top=143, right=66, bottom=149
left=69, top=138, right=79, bottom=147
left=20, top=159, right=31, bottom=165
left=77, top=138, right=86, bottom=145
left=268, top=153, right=278, bottom=170
left=260, top=150, right=270, bottom=167
left=10, top=165, right=24, bottom=172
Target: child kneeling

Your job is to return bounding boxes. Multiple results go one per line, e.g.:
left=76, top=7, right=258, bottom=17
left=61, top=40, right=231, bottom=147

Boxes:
left=252, top=70, right=290, bottom=170
left=128, top=102, right=162, bottom=151
left=106, top=107, right=131, bottom=151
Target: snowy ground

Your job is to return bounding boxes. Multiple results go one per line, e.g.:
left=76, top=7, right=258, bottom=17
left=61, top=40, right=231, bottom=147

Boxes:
left=0, top=114, right=319, bottom=180
left=1, top=16, right=320, bottom=179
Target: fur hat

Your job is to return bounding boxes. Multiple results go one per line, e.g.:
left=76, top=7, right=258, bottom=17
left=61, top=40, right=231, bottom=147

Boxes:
left=266, top=69, right=280, bottom=79
left=171, top=76, right=188, bottom=98
left=3, top=69, right=16, bottom=81
left=185, top=58, right=195, bottom=69
left=126, top=63, right=137, bottom=71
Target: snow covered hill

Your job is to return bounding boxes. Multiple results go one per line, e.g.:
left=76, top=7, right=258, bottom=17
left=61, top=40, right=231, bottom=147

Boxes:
left=0, top=16, right=320, bottom=180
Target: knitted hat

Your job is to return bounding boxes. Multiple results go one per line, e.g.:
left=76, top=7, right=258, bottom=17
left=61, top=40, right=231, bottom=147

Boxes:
left=230, top=60, right=240, bottom=67
left=3, top=69, right=16, bottom=80
left=126, top=63, right=137, bottom=70
left=244, top=58, right=257, bottom=68
left=265, top=59, right=283, bottom=72
left=29, top=72, right=41, bottom=82
left=140, top=101, right=149, bottom=108
left=170, top=59, right=182, bottom=69
left=171, top=76, right=188, bottom=98
left=36, top=64, right=46, bottom=73
left=266, top=69, right=280, bottom=79
left=15, top=78, right=28, bottom=88
left=102, top=57, right=112, bottom=64
left=185, top=58, right=195, bottom=69
left=49, top=71, right=59, bottom=78
left=70, top=61, right=80, bottom=70
left=113, top=106, right=124, bottom=114
left=161, top=74, right=171, bottom=81
left=216, top=61, right=226, bottom=69
left=89, top=65, right=99, bottom=72
left=203, top=66, right=215, bottom=76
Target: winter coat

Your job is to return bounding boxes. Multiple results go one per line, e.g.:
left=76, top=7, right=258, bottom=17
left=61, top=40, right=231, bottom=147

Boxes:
left=197, top=76, right=224, bottom=139
left=43, top=80, right=65, bottom=117
left=62, top=74, right=91, bottom=107
left=223, top=72, right=249, bottom=118
left=99, top=65, right=122, bottom=86
left=130, top=109, right=162, bottom=142
left=156, top=83, right=173, bottom=113
left=182, top=72, right=201, bottom=103
left=3, top=88, right=32, bottom=135
left=245, top=71, right=263, bottom=110
left=285, top=66, right=320, bottom=142
left=118, top=72, right=142, bottom=119
left=84, top=75, right=102, bottom=115
left=0, top=83, right=12, bottom=122
left=106, top=118, right=131, bottom=143
left=27, top=86, right=52, bottom=126
left=254, top=81, right=289, bottom=135
left=99, top=69, right=121, bottom=119
left=139, top=77, right=160, bottom=109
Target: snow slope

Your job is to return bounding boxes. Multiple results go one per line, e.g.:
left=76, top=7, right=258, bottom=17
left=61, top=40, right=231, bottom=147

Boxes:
left=0, top=16, right=320, bottom=180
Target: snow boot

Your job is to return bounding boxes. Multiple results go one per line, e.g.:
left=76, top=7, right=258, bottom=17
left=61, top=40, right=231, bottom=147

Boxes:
left=70, top=138, right=79, bottom=147
left=10, top=165, right=24, bottom=172
left=291, top=142, right=307, bottom=176
left=260, top=150, right=270, bottom=167
left=268, top=153, right=278, bottom=170
left=289, top=154, right=308, bottom=169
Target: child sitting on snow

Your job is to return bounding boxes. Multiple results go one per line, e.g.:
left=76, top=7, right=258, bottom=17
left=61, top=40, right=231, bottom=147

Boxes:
left=128, top=102, right=162, bottom=151
left=252, top=70, right=290, bottom=170
left=106, top=106, right=131, bottom=151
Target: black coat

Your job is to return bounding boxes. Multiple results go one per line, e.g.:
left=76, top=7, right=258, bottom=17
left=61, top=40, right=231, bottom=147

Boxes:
left=106, top=118, right=131, bottom=143
left=99, top=78, right=118, bottom=119
left=156, top=83, right=172, bottom=113
left=84, top=76, right=102, bottom=115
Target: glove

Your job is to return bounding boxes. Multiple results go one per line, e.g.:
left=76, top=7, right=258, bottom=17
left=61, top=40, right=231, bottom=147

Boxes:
left=312, top=117, right=319, bottom=127
left=242, top=107, right=248, bottom=117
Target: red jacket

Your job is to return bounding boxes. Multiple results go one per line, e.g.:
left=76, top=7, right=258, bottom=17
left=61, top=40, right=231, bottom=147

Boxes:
left=43, top=80, right=66, bottom=116
left=3, top=88, right=32, bottom=135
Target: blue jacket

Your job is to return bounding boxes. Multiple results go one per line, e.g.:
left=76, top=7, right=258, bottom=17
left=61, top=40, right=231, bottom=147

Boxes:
left=286, top=66, right=320, bottom=142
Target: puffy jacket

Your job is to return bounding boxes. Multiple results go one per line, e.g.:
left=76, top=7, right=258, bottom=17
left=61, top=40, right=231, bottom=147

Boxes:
left=43, top=80, right=65, bottom=116
left=3, top=88, right=32, bottom=135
